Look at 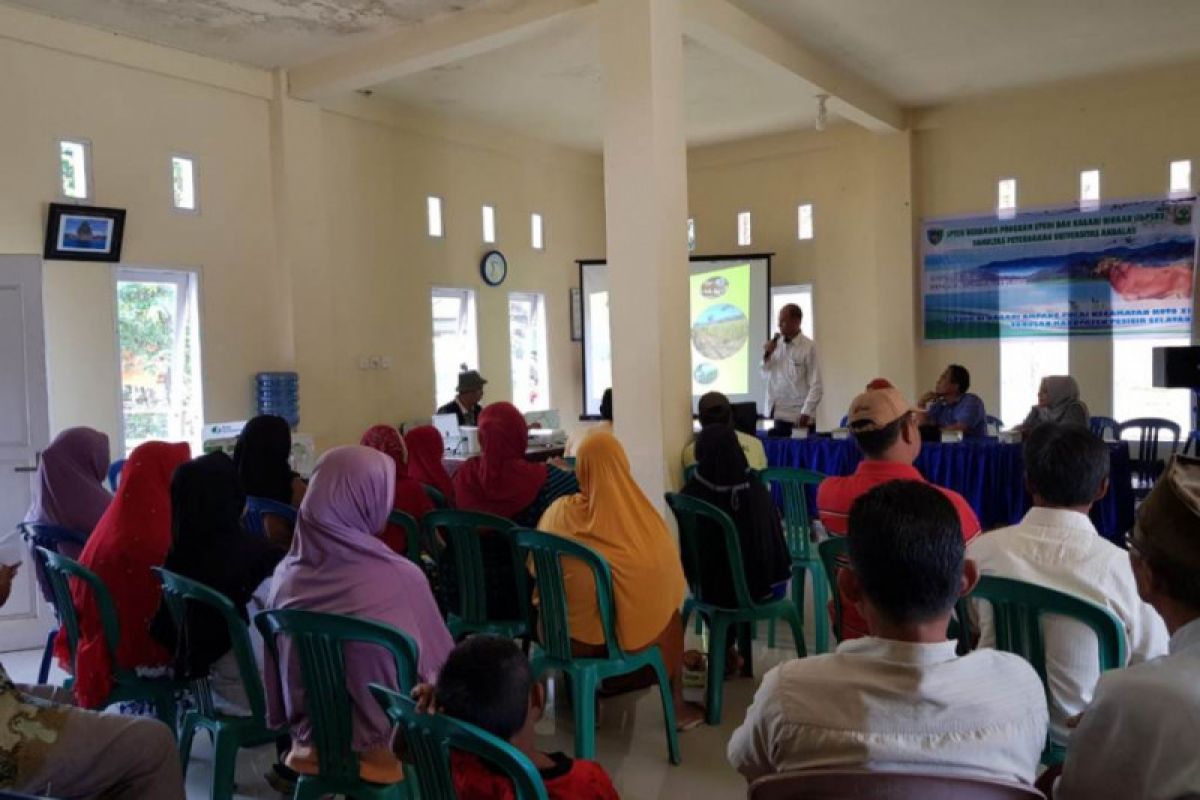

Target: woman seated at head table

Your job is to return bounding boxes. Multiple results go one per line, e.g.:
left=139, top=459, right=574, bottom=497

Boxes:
left=264, top=445, right=454, bottom=784
left=150, top=451, right=284, bottom=716
left=1014, top=375, right=1090, bottom=433
left=361, top=423, right=435, bottom=555
left=537, top=431, right=706, bottom=731
left=234, top=414, right=308, bottom=547
left=54, top=440, right=191, bottom=710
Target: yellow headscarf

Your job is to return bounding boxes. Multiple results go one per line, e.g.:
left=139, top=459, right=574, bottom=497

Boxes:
left=537, top=432, right=686, bottom=650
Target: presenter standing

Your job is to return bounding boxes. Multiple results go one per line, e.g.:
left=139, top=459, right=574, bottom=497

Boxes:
left=762, top=304, right=823, bottom=436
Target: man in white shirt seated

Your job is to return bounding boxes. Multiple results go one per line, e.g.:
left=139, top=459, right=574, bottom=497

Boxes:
left=968, top=423, right=1168, bottom=744
left=681, top=391, right=767, bottom=471
left=728, top=480, right=1047, bottom=786
left=1056, top=455, right=1200, bottom=800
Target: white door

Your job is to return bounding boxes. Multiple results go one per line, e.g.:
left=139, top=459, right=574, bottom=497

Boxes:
left=0, top=255, right=54, bottom=652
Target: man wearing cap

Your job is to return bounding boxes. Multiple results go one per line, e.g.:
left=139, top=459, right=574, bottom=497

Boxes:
left=682, top=391, right=768, bottom=471
left=761, top=304, right=823, bottom=436
left=968, top=423, right=1168, bottom=747
left=816, top=383, right=982, bottom=639
left=1055, top=455, right=1200, bottom=799
left=437, top=369, right=487, bottom=426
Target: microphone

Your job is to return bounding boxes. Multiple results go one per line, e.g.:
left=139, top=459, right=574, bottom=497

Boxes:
left=771, top=333, right=781, bottom=344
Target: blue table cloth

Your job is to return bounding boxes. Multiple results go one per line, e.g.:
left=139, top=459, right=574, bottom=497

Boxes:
left=759, top=435, right=1134, bottom=546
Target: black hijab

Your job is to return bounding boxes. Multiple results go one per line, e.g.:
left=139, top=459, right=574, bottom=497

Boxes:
left=233, top=415, right=295, bottom=505
left=682, top=425, right=790, bottom=606
left=151, top=451, right=283, bottom=678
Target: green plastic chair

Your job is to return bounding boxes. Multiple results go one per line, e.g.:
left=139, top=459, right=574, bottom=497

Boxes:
left=35, top=547, right=186, bottom=734
left=512, top=529, right=680, bottom=763
left=254, top=609, right=419, bottom=800
left=969, top=575, right=1127, bottom=766
left=152, top=568, right=284, bottom=800
left=760, top=467, right=829, bottom=653
left=387, top=510, right=429, bottom=565
left=665, top=493, right=806, bottom=726
left=369, top=685, right=550, bottom=800
left=421, top=509, right=528, bottom=641
left=421, top=484, right=449, bottom=509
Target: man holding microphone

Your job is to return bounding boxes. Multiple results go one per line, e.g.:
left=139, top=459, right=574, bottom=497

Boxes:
left=762, top=303, right=823, bottom=436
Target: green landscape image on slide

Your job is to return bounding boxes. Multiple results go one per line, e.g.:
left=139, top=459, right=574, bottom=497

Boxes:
left=690, top=263, right=750, bottom=395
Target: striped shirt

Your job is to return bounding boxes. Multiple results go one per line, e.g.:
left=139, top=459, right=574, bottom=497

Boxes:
left=513, top=466, right=579, bottom=528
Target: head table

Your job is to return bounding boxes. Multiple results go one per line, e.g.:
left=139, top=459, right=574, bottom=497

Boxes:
left=758, top=434, right=1135, bottom=546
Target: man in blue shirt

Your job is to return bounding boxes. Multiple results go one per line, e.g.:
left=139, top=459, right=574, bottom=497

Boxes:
left=918, top=364, right=988, bottom=438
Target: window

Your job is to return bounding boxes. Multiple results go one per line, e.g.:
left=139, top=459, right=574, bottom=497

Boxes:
left=530, top=212, right=544, bottom=250
left=737, top=211, right=752, bottom=247
left=482, top=205, right=496, bottom=244
left=1114, top=336, right=1191, bottom=437
left=687, top=218, right=696, bottom=253
left=508, top=292, right=549, bottom=411
left=431, top=288, right=478, bottom=407
left=797, top=204, right=814, bottom=240
left=1170, top=160, right=1192, bottom=197
left=770, top=284, right=814, bottom=339
left=1000, top=337, right=1068, bottom=429
left=427, top=196, right=444, bottom=238
left=58, top=138, right=92, bottom=201
left=1080, top=169, right=1101, bottom=211
left=997, top=178, right=1017, bottom=219
left=171, top=155, right=197, bottom=212
left=116, top=268, right=203, bottom=456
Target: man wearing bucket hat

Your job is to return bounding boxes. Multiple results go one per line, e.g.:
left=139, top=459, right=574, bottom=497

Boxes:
left=437, top=369, right=487, bottom=426
left=1056, top=455, right=1200, bottom=799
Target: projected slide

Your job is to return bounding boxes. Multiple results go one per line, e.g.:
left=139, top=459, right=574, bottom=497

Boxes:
left=689, top=265, right=750, bottom=395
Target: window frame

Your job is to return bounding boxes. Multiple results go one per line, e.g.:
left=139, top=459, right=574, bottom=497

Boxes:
left=997, top=178, right=1017, bottom=220
left=427, top=195, right=445, bottom=239
left=1079, top=168, right=1101, bottom=212
left=797, top=203, right=814, bottom=240
left=507, top=291, right=551, bottom=411
left=530, top=212, right=545, bottom=251
left=430, top=286, right=480, bottom=408
left=1169, top=159, right=1192, bottom=198
left=170, top=153, right=200, bottom=214
left=482, top=204, right=497, bottom=244
left=770, top=283, right=815, bottom=340
left=56, top=137, right=94, bottom=203
left=737, top=211, right=752, bottom=247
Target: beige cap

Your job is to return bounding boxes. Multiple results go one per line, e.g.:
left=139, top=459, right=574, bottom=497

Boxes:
left=1134, top=454, right=1200, bottom=570
left=847, top=386, right=918, bottom=432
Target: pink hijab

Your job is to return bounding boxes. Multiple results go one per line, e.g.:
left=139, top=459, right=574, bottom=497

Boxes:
left=265, top=445, right=453, bottom=751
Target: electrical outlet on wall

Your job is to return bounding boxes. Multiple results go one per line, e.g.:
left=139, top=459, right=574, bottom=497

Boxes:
left=358, top=357, right=371, bottom=370
left=368, top=355, right=383, bottom=370
left=380, top=356, right=391, bottom=369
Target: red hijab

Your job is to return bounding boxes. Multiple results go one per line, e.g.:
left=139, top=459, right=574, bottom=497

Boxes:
left=453, top=402, right=547, bottom=518
left=405, top=425, right=456, bottom=506
left=55, top=440, right=190, bottom=708
left=360, top=424, right=434, bottom=554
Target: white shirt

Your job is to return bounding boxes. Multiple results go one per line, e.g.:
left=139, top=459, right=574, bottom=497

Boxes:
left=727, top=637, right=1047, bottom=786
left=762, top=333, right=823, bottom=422
left=1057, top=617, right=1200, bottom=800
left=967, top=507, right=1169, bottom=743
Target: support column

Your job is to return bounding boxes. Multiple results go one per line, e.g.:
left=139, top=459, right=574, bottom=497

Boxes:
left=600, top=0, right=691, bottom=502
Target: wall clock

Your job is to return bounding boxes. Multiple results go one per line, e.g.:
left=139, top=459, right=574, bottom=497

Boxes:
left=481, top=250, right=508, bottom=286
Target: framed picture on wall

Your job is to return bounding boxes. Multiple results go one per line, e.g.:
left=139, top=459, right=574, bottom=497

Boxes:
left=44, top=203, right=126, bottom=262
left=570, top=287, right=583, bottom=341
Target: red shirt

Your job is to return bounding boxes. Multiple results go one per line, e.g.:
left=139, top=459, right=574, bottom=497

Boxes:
left=815, top=460, right=981, bottom=639
left=451, top=751, right=619, bottom=800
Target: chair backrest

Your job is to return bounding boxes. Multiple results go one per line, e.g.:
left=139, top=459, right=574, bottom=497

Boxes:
left=421, top=483, right=449, bottom=509
left=243, top=496, right=297, bottom=537
left=839, top=414, right=849, bottom=429
left=387, top=510, right=425, bottom=564
left=1117, top=417, right=1181, bottom=483
left=665, top=492, right=757, bottom=610
left=19, top=522, right=88, bottom=603
left=369, top=685, right=549, bottom=800
left=748, top=769, right=1045, bottom=800
left=817, top=537, right=848, bottom=641
left=107, top=458, right=126, bottom=492
left=759, top=467, right=824, bottom=561
left=970, top=575, right=1127, bottom=684
left=255, top=609, right=419, bottom=785
left=35, top=546, right=122, bottom=680
left=421, top=509, right=521, bottom=624
left=511, top=528, right=623, bottom=662
left=986, top=415, right=1005, bottom=435
left=152, top=567, right=268, bottom=721
left=1089, top=415, right=1119, bottom=440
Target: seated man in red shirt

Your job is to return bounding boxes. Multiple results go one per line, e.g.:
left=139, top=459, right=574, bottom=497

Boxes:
left=817, top=383, right=982, bottom=639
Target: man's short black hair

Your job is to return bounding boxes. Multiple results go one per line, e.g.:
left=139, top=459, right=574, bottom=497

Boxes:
left=600, top=388, right=613, bottom=422
left=435, top=635, right=531, bottom=741
left=1023, top=423, right=1109, bottom=507
left=780, top=303, right=803, bottom=321
left=947, top=364, right=971, bottom=394
left=852, top=412, right=912, bottom=458
left=848, top=480, right=964, bottom=625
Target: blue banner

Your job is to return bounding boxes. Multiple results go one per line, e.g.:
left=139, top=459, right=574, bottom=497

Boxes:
left=922, top=198, right=1197, bottom=340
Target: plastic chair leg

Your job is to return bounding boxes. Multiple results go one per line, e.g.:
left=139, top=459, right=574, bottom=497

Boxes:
left=152, top=690, right=178, bottom=738
left=646, top=649, right=681, bottom=765
left=293, top=777, right=330, bottom=800
left=705, top=617, right=731, bottom=726
left=569, top=668, right=599, bottom=760
left=178, top=714, right=199, bottom=774
left=38, top=629, right=55, bottom=684
left=210, top=729, right=239, bottom=800
left=736, top=622, right=753, bottom=678
left=784, top=606, right=807, bottom=659
left=807, top=563, right=829, bottom=654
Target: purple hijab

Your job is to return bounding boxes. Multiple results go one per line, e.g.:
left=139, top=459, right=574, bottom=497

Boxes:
left=24, top=427, right=111, bottom=536
left=265, top=445, right=453, bottom=751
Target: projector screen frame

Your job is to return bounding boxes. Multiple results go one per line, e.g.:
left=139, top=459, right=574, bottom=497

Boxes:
left=574, top=253, right=775, bottom=420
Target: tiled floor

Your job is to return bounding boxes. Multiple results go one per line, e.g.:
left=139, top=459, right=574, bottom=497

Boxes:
left=4, top=615, right=814, bottom=800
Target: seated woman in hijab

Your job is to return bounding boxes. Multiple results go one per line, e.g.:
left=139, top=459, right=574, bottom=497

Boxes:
left=55, top=440, right=191, bottom=710
left=1015, top=375, right=1090, bottom=432
left=150, top=452, right=284, bottom=716
left=234, top=415, right=307, bottom=547
left=361, top=424, right=434, bottom=555
left=265, top=446, right=454, bottom=784
left=538, top=432, right=706, bottom=731
left=405, top=425, right=456, bottom=507
left=453, top=402, right=579, bottom=620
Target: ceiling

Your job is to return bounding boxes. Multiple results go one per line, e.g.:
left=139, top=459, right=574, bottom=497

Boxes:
left=7, top=0, right=1200, bottom=150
